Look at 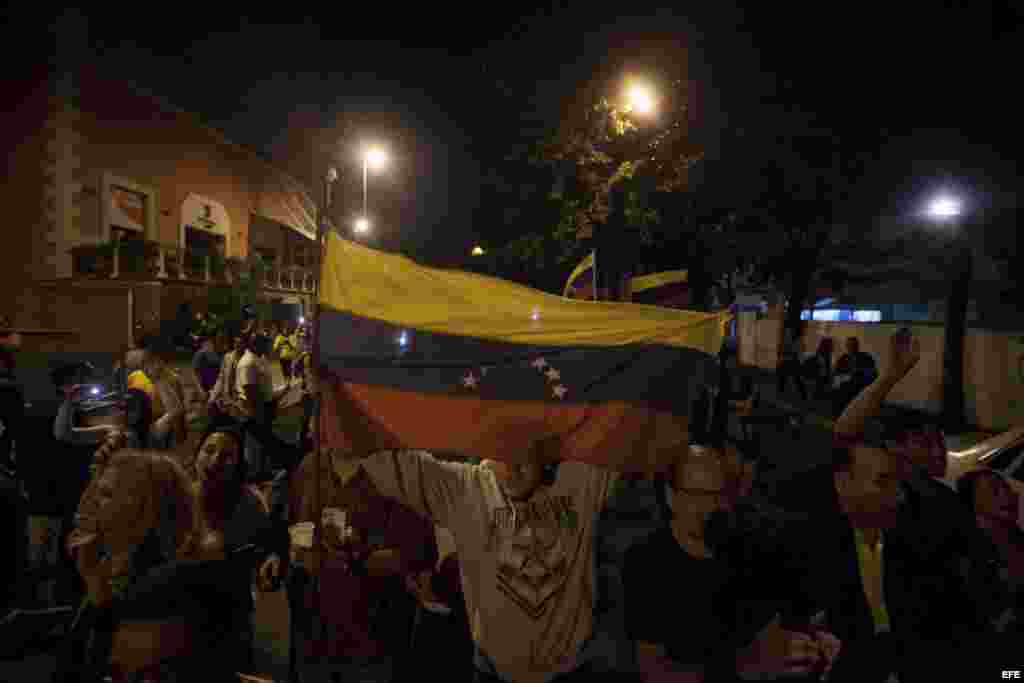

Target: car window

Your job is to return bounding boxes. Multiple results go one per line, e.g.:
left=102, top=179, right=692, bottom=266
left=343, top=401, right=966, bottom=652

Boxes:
left=985, top=443, right=1024, bottom=474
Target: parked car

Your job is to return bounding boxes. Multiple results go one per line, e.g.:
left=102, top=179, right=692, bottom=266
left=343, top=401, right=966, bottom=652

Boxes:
left=945, top=426, right=1024, bottom=528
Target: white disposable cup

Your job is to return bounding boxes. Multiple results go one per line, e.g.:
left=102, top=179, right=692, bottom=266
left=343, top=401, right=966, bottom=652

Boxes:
left=289, top=522, right=315, bottom=549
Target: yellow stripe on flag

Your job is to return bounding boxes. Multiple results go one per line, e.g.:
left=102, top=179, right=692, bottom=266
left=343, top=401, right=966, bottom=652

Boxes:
left=318, top=232, right=726, bottom=353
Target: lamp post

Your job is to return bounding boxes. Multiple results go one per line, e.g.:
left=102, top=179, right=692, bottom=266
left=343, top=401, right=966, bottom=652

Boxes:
left=595, top=79, right=658, bottom=302
left=361, top=146, right=388, bottom=233
left=303, top=162, right=337, bottom=683
left=926, top=193, right=970, bottom=433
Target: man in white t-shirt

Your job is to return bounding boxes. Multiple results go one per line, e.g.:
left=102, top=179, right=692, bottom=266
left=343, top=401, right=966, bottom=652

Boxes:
left=236, top=333, right=292, bottom=477
left=332, top=442, right=625, bottom=683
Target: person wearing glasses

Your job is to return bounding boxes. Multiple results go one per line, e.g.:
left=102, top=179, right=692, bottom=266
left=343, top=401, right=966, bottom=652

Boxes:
left=623, top=442, right=840, bottom=681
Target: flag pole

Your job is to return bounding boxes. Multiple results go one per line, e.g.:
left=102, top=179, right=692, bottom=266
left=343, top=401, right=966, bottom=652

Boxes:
left=306, top=166, right=335, bottom=666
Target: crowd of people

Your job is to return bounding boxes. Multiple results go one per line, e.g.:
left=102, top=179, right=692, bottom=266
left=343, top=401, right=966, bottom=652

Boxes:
left=776, top=332, right=880, bottom=417
left=2, top=323, right=1022, bottom=682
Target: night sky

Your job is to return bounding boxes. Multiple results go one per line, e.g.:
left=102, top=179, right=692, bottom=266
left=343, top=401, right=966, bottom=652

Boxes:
left=8, top=3, right=1022, bottom=266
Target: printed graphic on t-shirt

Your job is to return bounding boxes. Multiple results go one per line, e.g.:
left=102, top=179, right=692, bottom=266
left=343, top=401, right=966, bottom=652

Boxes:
left=493, top=494, right=580, bottom=619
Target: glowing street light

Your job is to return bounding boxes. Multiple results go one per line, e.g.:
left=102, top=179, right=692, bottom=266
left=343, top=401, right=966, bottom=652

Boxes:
left=354, top=217, right=370, bottom=234
left=364, top=146, right=388, bottom=171
left=926, top=195, right=962, bottom=220
left=625, top=82, right=656, bottom=115
left=471, top=246, right=485, bottom=256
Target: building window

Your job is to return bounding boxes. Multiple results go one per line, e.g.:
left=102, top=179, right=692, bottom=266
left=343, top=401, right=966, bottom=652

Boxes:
left=100, top=174, right=157, bottom=244
left=181, top=194, right=231, bottom=257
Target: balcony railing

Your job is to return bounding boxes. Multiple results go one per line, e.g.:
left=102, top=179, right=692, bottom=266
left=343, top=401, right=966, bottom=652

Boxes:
left=70, top=240, right=315, bottom=294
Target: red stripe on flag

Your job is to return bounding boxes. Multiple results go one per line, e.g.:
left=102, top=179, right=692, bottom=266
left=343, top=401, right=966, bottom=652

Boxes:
left=319, top=377, right=689, bottom=473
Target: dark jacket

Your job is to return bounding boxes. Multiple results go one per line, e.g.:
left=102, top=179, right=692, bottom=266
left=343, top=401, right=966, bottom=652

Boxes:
left=778, top=470, right=985, bottom=683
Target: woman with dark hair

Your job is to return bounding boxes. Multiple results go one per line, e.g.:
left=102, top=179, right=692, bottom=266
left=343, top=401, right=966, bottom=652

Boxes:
left=955, top=468, right=1024, bottom=635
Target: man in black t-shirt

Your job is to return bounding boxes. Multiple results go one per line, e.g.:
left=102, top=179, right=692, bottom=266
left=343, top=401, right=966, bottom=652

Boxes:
left=623, top=444, right=841, bottom=681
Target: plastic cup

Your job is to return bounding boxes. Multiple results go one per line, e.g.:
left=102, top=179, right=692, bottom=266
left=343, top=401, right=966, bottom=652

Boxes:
left=289, top=522, right=315, bottom=549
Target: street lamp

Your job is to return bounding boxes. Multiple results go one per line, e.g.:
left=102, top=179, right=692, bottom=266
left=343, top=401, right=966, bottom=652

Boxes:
left=354, top=217, right=370, bottom=235
left=924, top=191, right=969, bottom=432
left=926, top=195, right=962, bottom=222
left=471, top=246, right=485, bottom=256
left=624, top=81, right=656, bottom=115
left=362, top=145, right=388, bottom=224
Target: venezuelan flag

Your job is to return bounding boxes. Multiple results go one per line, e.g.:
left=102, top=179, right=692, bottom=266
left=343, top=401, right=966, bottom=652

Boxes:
left=317, top=233, right=727, bottom=471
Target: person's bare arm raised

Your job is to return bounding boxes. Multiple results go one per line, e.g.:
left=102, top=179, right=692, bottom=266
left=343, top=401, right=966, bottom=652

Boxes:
left=833, top=331, right=921, bottom=441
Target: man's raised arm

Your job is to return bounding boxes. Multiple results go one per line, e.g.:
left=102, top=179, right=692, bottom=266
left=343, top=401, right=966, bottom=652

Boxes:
left=834, top=331, right=921, bottom=441
left=359, top=450, right=475, bottom=529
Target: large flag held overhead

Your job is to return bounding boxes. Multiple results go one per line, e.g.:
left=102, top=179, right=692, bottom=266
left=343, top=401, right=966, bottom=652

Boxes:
left=317, top=233, right=727, bottom=471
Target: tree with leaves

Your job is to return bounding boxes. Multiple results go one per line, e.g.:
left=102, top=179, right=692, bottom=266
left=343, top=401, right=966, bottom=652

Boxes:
left=490, top=79, right=703, bottom=297
left=705, top=110, right=880, bottom=335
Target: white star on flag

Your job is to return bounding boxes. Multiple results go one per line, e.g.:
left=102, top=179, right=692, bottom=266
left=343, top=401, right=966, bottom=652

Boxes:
left=531, top=357, right=548, bottom=370
left=462, top=373, right=479, bottom=389
left=545, top=368, right=561, bottom=382
left=552, top=385, right=568, bottom=399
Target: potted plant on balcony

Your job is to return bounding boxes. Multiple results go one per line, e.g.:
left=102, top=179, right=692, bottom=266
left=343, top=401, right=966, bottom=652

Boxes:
left=249, top=252, right=270, bottom=287
left=226, top=256, right=244, bottom=283
left=116, top=238, right=152, bottom=279
left=209, top=251, right=227, bottom=281
left=185, top=248, right=207, bottom=280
